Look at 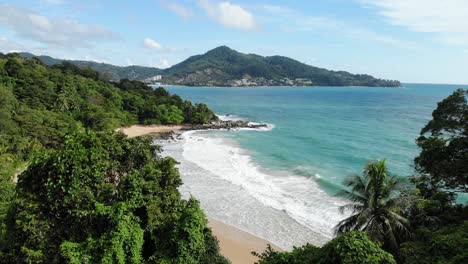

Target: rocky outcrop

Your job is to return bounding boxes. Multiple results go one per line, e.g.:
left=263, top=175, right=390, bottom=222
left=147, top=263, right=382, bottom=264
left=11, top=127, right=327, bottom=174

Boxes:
left=153, top=120, right=268, bottom=141
left=187, top=120, right=267, bottom=130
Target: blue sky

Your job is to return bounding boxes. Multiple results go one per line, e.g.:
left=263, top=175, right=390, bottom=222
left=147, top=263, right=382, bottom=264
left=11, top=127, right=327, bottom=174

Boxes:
left=0, top=0, right=468, bottom=84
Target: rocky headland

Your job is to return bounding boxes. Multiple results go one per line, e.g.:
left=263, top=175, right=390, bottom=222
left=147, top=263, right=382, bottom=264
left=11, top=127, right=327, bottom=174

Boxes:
left=120, top=120, right=268, bottom=139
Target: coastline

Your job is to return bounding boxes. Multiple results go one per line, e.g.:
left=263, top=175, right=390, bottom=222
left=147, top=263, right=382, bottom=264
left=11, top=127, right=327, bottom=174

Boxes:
left=153, top=84, right=402, bottom=88
left=118, top=124, right=189, bottom=138
left=118, top=121, right=268, bottom=138
left=208, top=218, right=281, bottom=264
left=120, top=124, right=282, bottom=264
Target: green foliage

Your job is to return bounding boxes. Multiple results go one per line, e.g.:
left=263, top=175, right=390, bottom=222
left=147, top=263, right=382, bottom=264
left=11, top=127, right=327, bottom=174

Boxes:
left=19, top=47, right=400, bottom=87
left=162, top=46, right=401, bottom=87
left=171, top=198, right=208, bottom=264
left=0, top=55, right=222, bottom=263
left=19, top=52, right=162, bottom=81
left=415, top=88, right=467, bottom=192
left=398, top=89, right=468, bottom=264
left=0, top=55, right=217, bottom=239
left=254, top=231, right=396, bottom=264
left=400, top=221, right=468, bottom=264
left=0, top=130, right=227, bottom=263
left=335, top=160, right=410, bottom=255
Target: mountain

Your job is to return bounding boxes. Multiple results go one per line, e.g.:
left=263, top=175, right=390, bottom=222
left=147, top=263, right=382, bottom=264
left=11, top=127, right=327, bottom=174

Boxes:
left=18, top=46, right=401, bottom=87
left=163, top=46, right=400, bottom=87
left=19, top=52, right=162, bottom=80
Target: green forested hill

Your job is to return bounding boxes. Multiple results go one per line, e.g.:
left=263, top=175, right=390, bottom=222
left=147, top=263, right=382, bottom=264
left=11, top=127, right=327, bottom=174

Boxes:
left=0, top=52, right=216, bottom=174
left=18, top=52, right=162, bottom=81
left=163, top=46, right=400, bottom=87
left=18, top=46, right=400, bottom=87
left=0, top=54, right=226, bottom=263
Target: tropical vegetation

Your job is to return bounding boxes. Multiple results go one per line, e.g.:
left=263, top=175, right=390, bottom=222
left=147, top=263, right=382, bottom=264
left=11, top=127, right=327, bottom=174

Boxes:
left=0, top=53, right=466, bottom=263
left=335, top=160, right=410, bottom=256
left=255, top=231, right=396, bottom=264
left=0, top=130, right=228, bottom=263
left=0, top=54, right=225, bottom=263
left=255, top=88, right=467, bottom=263
left=0, top=53, right=217, bottom=183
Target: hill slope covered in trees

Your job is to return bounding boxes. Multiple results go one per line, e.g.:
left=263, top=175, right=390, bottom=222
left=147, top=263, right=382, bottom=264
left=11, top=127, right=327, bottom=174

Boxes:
left=18, top=46, right=400, bottom=87
left=0, top=53, right=226, bottom=263
left=0, top=53, right=217, bottom=183
left=18, top=52, right=162, bottom=81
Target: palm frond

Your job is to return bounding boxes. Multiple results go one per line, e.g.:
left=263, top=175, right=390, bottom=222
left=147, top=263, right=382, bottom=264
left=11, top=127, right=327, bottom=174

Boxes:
left=334, top=213, right=360, bottom=235
left=338, top=203, right=365, bottom=214
left=336, top=189, right=368, bottom=204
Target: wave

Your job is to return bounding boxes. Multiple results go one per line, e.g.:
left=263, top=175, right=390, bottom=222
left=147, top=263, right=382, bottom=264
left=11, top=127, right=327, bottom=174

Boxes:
left=217, top=113, right=276, bottom=131
left=180, top=131, right=348, bottom=239
left=217, top=114, right=245, bottom=121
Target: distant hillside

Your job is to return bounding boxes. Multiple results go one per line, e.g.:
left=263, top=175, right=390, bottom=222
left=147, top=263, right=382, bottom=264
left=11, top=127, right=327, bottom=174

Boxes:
left=19, top=46, right=400, bottom=87
left=19, top=52, right=162, bottom=81
left=163, top=46, right=400, bottom=87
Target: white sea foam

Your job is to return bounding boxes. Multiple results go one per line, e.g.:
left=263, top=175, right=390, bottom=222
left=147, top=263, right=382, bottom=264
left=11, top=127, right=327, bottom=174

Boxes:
left=156, top=114, right=348, bottom=249
left=178, top=130, right=348, bottom=244
left=217, top=114, right=245, bottom=121
left=217, top=114, right=275, bottom=131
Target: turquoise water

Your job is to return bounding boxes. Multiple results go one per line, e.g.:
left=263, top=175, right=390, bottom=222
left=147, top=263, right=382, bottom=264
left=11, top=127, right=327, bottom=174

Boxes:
left=165, top=84, right=466, bottom=194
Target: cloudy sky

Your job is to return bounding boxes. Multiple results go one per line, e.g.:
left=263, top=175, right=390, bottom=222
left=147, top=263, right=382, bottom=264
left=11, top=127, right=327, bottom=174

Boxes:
left=0, top=0, right=467, bottom=84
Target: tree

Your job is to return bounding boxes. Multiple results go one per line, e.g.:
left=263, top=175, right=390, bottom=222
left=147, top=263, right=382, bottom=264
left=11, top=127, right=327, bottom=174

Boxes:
left=335, top=160, right=410, bottom=254
left=400, top=220, right=468, bottom=264
left=415, top=88, right=468, bottom=193
left=0, top=130, right=227, bottom=263
left=254, top=231, right=396, bottom=264
left=399, top=89, right=468, bottom=264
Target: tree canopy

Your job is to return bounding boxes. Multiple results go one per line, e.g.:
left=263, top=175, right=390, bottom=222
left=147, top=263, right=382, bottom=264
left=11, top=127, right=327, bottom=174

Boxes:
left=0, top=130, right=228, bottom=264
left=254, top=231, right=396, bottom=264
left=0, top=54, right=223, bottom=263
left=0, top=53, right=217, bottom=197
left=415, top=88, right=468, bottom=192
left=335, top=160, right=410, bottom=255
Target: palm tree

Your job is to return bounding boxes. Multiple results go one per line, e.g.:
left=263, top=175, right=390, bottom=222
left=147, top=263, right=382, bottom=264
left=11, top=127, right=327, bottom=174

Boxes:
left=335, top=160, right=410, bottom=253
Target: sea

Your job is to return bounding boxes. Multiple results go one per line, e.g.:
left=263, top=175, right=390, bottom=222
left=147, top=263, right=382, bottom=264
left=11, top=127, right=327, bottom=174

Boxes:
left=157, top=83, right=467, bottom=250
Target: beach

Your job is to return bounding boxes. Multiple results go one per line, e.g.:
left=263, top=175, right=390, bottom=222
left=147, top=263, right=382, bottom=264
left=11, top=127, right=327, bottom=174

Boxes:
left=121, top=124, right=281, bottom=264
left=209, top=218, right=280, bottom=264
left=118, top=124, right=188, bottom=138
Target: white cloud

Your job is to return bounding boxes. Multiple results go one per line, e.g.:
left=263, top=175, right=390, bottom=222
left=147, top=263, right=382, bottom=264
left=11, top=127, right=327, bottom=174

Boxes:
left=272, top=8, right=417, bottom=50
left=361, top=0, right=468, bottom=46
left=28, top=14, right=53, bottom=31
left=162, top=2, right=194, bottom=19
left=0, top=37, right=25, bottom=53
left=83, top=55, right=107, bottom=63
left=0, top=5, right=119, bottom=48
left=198, top=0, right=256, bottom=30
left=150, top=58, right=170, bottom=69
left=143, top=38, right=163, bottom=50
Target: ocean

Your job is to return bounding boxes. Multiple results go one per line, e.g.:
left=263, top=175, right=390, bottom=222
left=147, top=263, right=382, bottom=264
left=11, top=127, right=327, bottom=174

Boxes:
left=158, top=83, right=467, bottom=249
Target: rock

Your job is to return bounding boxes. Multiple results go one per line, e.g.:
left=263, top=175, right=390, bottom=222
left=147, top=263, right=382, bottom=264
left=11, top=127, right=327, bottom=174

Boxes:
left=186, top=120, right=267, bottom=131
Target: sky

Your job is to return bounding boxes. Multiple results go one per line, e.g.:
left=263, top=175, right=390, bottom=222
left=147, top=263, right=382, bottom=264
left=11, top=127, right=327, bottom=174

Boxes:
left=0, top=0, right=468, bottom=84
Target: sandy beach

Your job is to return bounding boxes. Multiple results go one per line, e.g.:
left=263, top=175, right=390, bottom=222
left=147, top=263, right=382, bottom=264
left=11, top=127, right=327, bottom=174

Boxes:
left=118, top=124, right=188, bottom=138
left=120, top=124, right=281, bottom=263
left=209, top=218, right=280, bottom=264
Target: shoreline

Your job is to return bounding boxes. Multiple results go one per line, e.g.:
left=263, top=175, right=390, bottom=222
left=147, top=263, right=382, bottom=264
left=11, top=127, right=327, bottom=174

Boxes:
left=118, top=124, right=189, bottom=138
left=118, top=121, right=268, bottom=139
left=208, top=218, right=282, bottom=264
left=120, top=123, right=282, bottom=264
left=152, top=84, right=401, bottom=88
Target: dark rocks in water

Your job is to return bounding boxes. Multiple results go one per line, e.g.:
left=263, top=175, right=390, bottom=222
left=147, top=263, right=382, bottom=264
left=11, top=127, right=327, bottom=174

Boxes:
left=187, top=120, right=267, bottom=130
left=145, top=131, right=175, bottom=140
